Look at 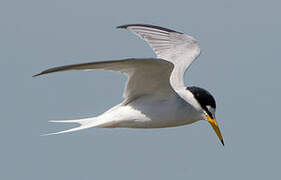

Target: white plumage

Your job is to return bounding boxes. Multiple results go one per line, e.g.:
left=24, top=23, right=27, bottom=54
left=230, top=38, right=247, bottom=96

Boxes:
left=35, top=24, right=223, bottom=146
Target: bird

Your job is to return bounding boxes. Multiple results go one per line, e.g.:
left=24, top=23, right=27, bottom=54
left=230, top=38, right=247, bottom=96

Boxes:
left=34, top=24, right=224, bottom=145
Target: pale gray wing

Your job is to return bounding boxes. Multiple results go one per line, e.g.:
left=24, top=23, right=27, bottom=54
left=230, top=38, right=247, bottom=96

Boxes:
left=117, top=24, right=201, bottom=90
left=34, top=58, right=175, bottom=102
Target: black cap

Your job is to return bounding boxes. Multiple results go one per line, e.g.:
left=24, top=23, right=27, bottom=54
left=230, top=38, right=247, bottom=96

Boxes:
left=186, top=86, right=216, bottom=118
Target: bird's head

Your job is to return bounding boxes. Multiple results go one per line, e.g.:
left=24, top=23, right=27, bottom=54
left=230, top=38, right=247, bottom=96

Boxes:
left=187, top=86, right=224, bottom=146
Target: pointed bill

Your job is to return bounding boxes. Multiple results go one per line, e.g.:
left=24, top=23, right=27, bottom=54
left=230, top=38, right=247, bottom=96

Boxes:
left=206, top=115, right=224, bottom=146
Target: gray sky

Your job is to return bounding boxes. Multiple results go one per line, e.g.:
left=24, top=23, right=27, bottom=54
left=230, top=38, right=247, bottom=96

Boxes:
left=1, top=0, right=281, bottom=179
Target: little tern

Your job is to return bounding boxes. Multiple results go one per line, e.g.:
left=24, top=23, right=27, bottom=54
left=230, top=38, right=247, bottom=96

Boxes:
left=34, top=24, right=224, bottom=145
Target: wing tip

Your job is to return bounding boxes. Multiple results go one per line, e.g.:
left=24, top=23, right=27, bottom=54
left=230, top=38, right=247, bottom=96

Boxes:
left=117, top=24, right=183, bottom=34
left=116, top=24, right=129, bottom=29
left=33, top=70, right=51, bottom=77
left=32, top=65, right=70, bottom=77
left=33, top=72, right=43, bottom=77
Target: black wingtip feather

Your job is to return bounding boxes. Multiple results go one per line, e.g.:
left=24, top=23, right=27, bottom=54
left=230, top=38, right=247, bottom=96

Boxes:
left=33, top=73, right=42, bottom=77
left=117, top=24, right=183, bottom=34
left=33, top=70, right=52, bottom=77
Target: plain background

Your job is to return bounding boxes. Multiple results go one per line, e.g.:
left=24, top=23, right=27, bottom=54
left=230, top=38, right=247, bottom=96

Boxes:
left=1, top=0, right=281, bottom=179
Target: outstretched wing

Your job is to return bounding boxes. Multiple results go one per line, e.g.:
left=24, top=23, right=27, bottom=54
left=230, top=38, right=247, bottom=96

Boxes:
left=34, top=58, right=175, bottom=102
left=117, top=24, right=201, bottom=90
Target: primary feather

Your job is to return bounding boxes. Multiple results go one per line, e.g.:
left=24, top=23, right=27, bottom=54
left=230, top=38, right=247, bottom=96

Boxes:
left=117, top=24, right=201, bottom=90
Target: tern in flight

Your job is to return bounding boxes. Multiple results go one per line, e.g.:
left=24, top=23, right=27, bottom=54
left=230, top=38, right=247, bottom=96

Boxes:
left=34, top=24, right=224, bottom=145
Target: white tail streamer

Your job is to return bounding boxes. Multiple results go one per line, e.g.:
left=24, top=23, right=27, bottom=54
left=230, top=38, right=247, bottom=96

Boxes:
left=42, top=118, right=103, bottom=136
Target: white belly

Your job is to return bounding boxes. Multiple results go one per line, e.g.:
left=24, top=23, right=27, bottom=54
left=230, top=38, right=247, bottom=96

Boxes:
left=98, top=94, right=202, bottom=128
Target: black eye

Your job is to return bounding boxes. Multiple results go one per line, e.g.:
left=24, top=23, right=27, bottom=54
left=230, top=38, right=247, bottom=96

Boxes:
left=204, top=107, right=214, bottom=119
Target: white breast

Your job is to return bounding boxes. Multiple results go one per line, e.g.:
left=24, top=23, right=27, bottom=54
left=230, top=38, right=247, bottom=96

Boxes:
left=98, top=92, right=203, bottom=128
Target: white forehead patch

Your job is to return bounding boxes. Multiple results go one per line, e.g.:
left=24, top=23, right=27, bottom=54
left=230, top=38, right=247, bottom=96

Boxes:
left=206, top=105, right=216, bottom=117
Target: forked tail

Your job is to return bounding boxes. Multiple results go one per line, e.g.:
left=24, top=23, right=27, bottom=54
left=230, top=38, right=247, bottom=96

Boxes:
left=42, top=117, right=104, bottom=136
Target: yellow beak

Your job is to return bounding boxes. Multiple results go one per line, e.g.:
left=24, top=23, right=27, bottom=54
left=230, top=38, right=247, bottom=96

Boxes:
left=206, top=115, right=224, bottom=146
